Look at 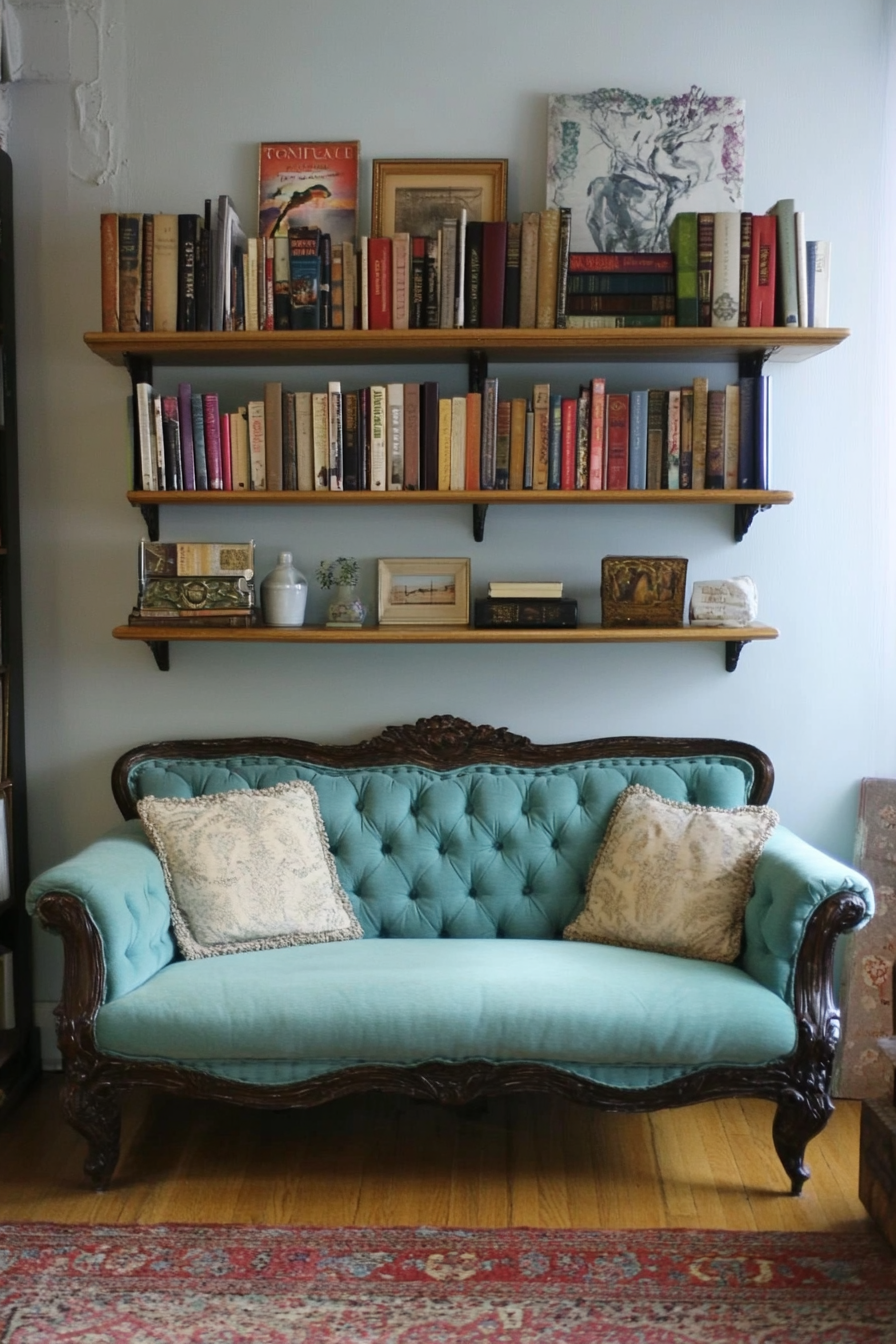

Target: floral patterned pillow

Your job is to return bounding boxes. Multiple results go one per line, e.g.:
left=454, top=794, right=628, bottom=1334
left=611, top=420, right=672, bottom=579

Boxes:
left=138, top=781, right=363, bottom=960
left=563, top=784, right=778, bottom=963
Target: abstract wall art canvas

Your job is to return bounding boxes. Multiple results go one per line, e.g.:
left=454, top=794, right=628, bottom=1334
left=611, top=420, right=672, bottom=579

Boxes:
left=547, top=88, right=745, bottom=253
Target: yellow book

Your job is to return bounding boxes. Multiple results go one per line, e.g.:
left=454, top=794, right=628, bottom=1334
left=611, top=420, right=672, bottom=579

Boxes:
left=535, top=208, right=560, bottom=329
left=532, top=383, right=551, bottom=490
left=438, top=398, right=453, bottom=491
left=230, top=408, right=250, bottom=490
left=691, top=376, right=709, bottom=490
left=509, top=398, right=527, bottom=489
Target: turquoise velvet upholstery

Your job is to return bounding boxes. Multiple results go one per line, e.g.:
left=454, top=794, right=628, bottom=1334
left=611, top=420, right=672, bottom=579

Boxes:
left=95, top=938, right=797, bottom=1070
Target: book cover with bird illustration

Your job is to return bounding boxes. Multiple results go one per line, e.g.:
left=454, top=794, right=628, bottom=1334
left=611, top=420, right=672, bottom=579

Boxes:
left=259, top=142, right=359, bottom=247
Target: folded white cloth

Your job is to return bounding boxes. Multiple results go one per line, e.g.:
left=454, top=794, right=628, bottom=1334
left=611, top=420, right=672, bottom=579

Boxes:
left=689, top=577, right=759, bottom=628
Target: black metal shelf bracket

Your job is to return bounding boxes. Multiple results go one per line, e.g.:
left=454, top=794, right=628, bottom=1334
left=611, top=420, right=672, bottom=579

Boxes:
left=473, top=504, right=488, bottom=543
left=734, top=502, right=769, bottom=542
left=147, top=640, right=170, bottom=672
left=140, top=503, right=160, bottom=541
left=725, top=640, right=748, bottom=673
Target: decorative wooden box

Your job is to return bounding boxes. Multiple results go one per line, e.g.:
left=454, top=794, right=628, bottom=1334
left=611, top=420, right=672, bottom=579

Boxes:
left=601, top=556, right=688, bottom=629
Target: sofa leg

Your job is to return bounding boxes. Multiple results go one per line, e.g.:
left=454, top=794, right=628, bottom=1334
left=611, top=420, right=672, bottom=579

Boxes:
left=772, top=1087, right=833, bottom=1195
left=61, top=1076, right=122, bottom=1191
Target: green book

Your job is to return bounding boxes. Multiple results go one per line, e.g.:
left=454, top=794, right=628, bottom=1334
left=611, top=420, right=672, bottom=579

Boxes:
left=669, top=212, right=699, bottom=327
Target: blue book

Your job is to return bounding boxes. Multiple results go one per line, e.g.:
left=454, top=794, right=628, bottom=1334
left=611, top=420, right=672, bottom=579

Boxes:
left=177, top=382, right=196, bottom=490
left=754, top=375, right=771, bottom=490
left=548, top=392, right=563, bottom=489
left=628, top=390, right=649, bottom=489
left=190, top=392, right=209, bottom=490
left=738, top=375, right=757, bottom=489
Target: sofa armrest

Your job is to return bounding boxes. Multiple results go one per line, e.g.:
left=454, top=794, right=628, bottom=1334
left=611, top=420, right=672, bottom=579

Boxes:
left=27, top=819, right=176, bottom=1003
left=742, top=825, right=873, bottom=1005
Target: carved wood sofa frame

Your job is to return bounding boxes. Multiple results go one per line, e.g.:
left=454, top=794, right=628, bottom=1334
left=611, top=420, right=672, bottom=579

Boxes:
left=34, top=716, right=868, bottom=1192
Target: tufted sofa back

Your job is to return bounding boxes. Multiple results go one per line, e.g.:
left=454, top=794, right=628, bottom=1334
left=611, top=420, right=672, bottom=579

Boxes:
left=123, top=752, right=757, bottom=939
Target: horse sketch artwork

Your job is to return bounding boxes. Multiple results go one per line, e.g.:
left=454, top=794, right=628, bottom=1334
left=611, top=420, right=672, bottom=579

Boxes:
left=547, top=88, right=745, bottom=253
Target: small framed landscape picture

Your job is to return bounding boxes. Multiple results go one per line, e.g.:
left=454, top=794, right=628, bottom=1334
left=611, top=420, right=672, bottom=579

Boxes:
left=378, top=558, right=471, bottom=626
left=371, top=159, right=507, bottom=238
left=258, top=141, right=360, bottom=245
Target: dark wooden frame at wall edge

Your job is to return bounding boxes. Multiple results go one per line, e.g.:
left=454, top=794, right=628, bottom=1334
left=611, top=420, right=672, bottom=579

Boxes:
left=33, top=716, right=868, bottom=1194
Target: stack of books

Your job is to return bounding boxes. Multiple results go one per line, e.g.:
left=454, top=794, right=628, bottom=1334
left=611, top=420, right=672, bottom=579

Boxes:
left=474, top=581, right=577, bottom=629
left=129, top=541, right=257, bottom=628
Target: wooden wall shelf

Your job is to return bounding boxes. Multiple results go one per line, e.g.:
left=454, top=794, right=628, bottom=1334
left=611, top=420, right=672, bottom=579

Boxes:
left=86, top=326, right=850, bottom=369
left=113, top=621, right=778, bottom=674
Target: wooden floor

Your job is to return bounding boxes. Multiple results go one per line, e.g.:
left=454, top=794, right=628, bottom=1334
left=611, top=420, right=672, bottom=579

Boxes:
left=0, top=1077, right=874, bottom=1232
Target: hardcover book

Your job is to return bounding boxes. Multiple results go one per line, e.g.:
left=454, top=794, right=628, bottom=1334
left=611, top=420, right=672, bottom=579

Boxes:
left=481, top=221, right=507, bottom=328
left=117, top=213, right=143, bottom=333
left=259, top=141, right=359, bottom=247
left=100, top=213, right=119, bottom=331
left=140, top=214, right=153, bottom=331
left=668, top=212, right=698, bottom=326
left=606, top=392, right=630, bottom=490
left=474, top=598, right=578, bottom=629
left=748, top=214, right=778, bottom=325
left=288, top=228, right=321, bottom=330
left=139, top=541, right=254, bottom=579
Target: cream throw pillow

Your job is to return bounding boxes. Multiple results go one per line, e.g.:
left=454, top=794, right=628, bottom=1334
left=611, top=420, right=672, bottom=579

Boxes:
left=563, top=784, right=778, bottom=963
left=138, top=780, right=363, bottom=960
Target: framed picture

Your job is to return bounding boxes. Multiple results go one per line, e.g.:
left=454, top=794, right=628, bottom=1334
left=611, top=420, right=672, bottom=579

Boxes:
left=258, top=141, right=360, bottom=245
left=546, top=89, right=744, bottom=252
left=378, top=558, right=471, bottom=626
left=371, top=159, right=507, bottom=238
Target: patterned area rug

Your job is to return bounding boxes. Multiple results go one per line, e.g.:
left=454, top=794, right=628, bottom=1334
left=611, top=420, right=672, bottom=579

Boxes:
left=1, top=1222, right=894, bottom=1342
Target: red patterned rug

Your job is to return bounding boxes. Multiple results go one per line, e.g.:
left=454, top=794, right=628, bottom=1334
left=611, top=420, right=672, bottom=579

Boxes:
left=1, top=1222, right=894, bottom=1342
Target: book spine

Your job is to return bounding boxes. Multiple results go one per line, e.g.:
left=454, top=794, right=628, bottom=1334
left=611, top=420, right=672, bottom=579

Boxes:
left=281, top=388, right=297, bottom=491
left=697, top=213, right=714, bottom=326
left=575, top=384, right=590, bottom=490
left=588, top=378, right=606, bottom=490
left=668, top=212, right=698, bottom=326
left=535, top=208, right=560, bottom=328
left=439, top=221, right=457, bottom=329
left=770, top=199, right=799, bottom=326
left=646, top=388, right=667, bottom=490
left=273, top=236, right=291, bottom=330
left=294, top=392, right=313, bottom=491
left=495, top=399, right=512, bottom=490
left=567, top=273, right=677, bottom=294
left=245, top=237, right=259, bottom=331
left=195, top=215, right=211, bottom=332
left=247, top=399, right=266, bottom=489
left=606, top=393, right=630, bottom=490
left=754, top=374, right=771, bottom=489
left=706, top=389, right=726, bottom=488
left=410, top=237, right=426, bottom=328
left=568, top=252, right=674, bottom=272
left=480, top=378, right=499, bottom=489
left=437, top=398, right=452, bottom=490
left=358, top=386, right=370, bottom=489
left=311, top=390, right=330, bottom=490
left=328, top=380, right=344, bottom=490
left=265, top=238, right=276, bottom=330
left=711, top=212, right=741, bottom=327
left=403, top=382, right=420, bottom=489
left=450, top=394, right=467, bottom=489
left=288, top=233, right=321, bottom=330
left=100, top=213, right=120, bottom=331
left=420, top=381, right=439, bottom=489
left=117, top=213, right=143, bottom=333
left=387, top=382, right=404, bottom=490
left=559, top=397, right=576, bottom=490
left=134, top=383, right=157, bottom=490
left=547, top=392, right=563, bottom=489
left=153, top=395, right=167, bottom=489
left=140, top=214, right=154, bottom=331
left=232, top=406, right=250, bottom=490
left=691, top=376, right=708, bottom=489
left=264, top=381, right=283, bottom=491
left=369, top=385, right=387, bottom=490
left=509, top=397, right=527, bottom=490
left=724, top=382, right=740, bottom=489
left=190, top=393, right=209, bottom=490
left=202, top=393, right=223, bottom=489
left=679, top=386, right=693, bottom=490
left=474, top=598, right=578, bottom=629
left=342, top=241, right=355, bottom=331
left=465, top=391, right=482, bottom=490
left=524, top=407, right=535, bottom=488
left=738, top=212, right=752, bottom=327
left=455, top=209, right=467, bottom=327
left=554, top=207, right=571, bottom=328
left=481, top=221, right=507, bottom=328
left=319, top=232, right=332, bottom=330
left=666, top=389, right=681, bottom=489
left=177, top=214, right=199, bottom=331
left=737, top=375, right=757, bottom=489
left=564, top=315, right=677, bottom=328
left=220, top=406, right=233, bottom=490
left=519, top=212, right=540, bottom=328
left=177, top=382, right=196, bottom=491
left=424, top=238, right=440, bottom=328
left=391, top=232, right=410, bottom=330
left=628, top=390, right=649, bottom=490
left=808, top=240, right=831, bottom=327
left=359, top=237, right=369, bottom=329
left=565, top=293, right=676, bottom=314
left=503, top=221, right=521, bottom=328
left=748, top=214, right=777, bottom=326
left=462, top=221, right=483, bottom=329
left=795, top=210, right=808, bottom=327
left=342, top=390, right=359, bottom=491
left=160, top=395, right=183, bottom=490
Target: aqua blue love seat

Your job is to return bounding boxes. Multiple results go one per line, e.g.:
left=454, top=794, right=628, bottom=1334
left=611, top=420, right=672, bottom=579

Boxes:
left=27, top=715, right=873, bottom=1192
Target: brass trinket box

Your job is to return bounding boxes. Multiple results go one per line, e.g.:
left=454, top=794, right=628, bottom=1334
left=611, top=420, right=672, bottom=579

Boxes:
left=601, top=556, right=688, bottom=628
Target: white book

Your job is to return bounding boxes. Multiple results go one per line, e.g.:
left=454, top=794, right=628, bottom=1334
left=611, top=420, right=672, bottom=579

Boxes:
left=450, top=394, right=467, bottom=490
left=294, top=392, right=314, bottom=491
left=488, top=581, right=564, bottom=598
left=152, top=394, right=166, bottom=490
left=328, top=381, right=343, bottom=491
left=795, top=210, right=808, bottom=327
left=807, top=240, right=831, bottom=327
left=455, top=208, right=467, bottom=327
left=386, top=383, right=404, bottom=490
left=134, top=382, right=158, bottom=491
left=247, top=399, right=266, bottom=489
left=392, top=233, right=410, bottom=330
left=311, top=392, right=330, bottom=491
left=369, top=386, right=387, bottom=491
left=711, top=211, right=741, bottom=327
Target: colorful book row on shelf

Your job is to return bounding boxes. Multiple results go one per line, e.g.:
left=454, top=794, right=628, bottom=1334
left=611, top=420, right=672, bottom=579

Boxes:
left=134, top=374, right=771, bottom=495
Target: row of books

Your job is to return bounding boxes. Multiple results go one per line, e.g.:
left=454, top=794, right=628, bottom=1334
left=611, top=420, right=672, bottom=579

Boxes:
left=134, top=373, right=771, bottom=496
left=668, top=201, right=831, bottom=329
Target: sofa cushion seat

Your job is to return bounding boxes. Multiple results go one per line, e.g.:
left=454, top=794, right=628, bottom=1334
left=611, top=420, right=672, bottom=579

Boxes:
left=95, top=937, right=797, bottom=1072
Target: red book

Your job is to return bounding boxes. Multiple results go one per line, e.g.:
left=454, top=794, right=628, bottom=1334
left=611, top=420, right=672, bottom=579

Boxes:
left=568, top=252, right=674, bottom=273
left=588, top=377, right=606, bottom=490
left=480, top=222, right=507, bottom=327
left=606, top=393, right=630, bottom=490
left=202, top=393, right=223, bottom=489
left=560, top=398, right=577, bottom=490
left=748, top=214, right=778, bottom=326
left=219, top=406, right=232, bottom=491
left=465, top=392, right=482, bottom=489
left=368, top=237, right=392, bottom=329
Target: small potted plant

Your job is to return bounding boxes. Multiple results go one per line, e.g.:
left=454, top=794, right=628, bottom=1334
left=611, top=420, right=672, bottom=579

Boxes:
left=316, top=556, right=366, bottom=628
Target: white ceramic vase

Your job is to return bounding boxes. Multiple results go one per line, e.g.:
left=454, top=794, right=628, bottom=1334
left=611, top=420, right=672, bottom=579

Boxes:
left=260, top=552, right=308, bottom=627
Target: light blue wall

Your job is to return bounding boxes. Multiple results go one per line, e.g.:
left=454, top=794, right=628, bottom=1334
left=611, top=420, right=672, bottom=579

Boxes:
left=7, top=0, right=893, bottom=1011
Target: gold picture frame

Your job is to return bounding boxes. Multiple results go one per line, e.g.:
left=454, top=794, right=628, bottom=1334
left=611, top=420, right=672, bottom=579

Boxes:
left=378, top=558, right=471, bottom=626
left=371, top=159, right=508, bottom=237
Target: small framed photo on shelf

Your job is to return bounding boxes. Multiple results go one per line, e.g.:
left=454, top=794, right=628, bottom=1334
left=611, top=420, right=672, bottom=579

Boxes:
left=371, top=159, right=507, bottom=237
left=378, top=558, right=471, bottom=626
left=258, top=141, right=360, bottom=244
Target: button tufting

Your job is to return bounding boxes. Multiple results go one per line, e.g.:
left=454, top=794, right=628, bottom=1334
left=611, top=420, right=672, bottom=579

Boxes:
left=551, top=838, right=560, bottom=850
left=494, top=840, right=503, bottom=851
left=408, top=888, right=419, bottom=901
left=466, top=804, right=475, bottom=816
left=469, top=887, right=477, bottom=898
left=356, top=800, right=364, bottom=812
left=381, top=842, right=392, bottom=855
left=522, top=885, right=533, bottom=896
left=438, top=844, right=447, bottom=855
